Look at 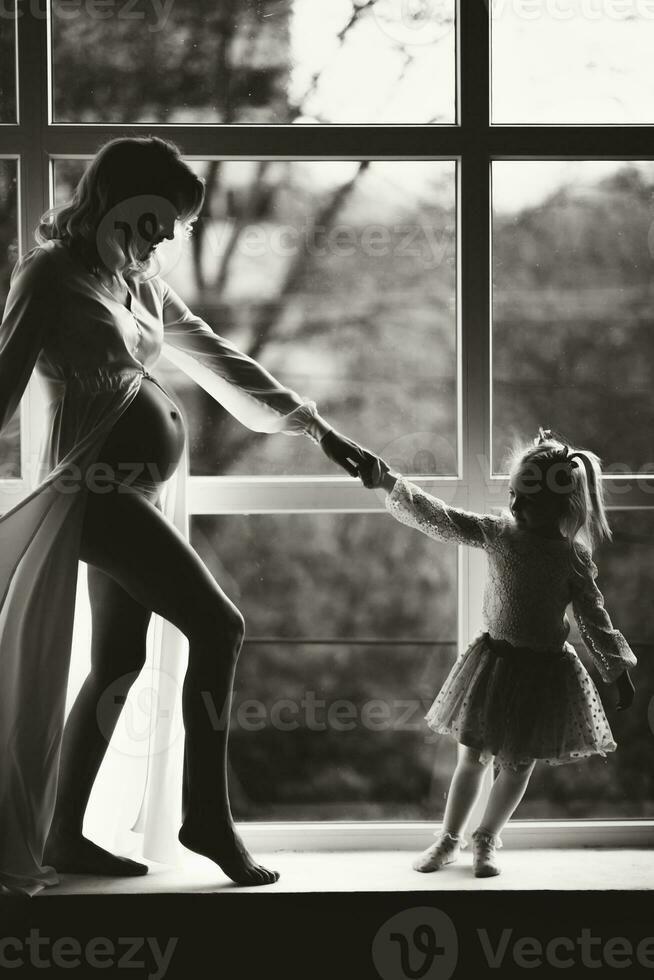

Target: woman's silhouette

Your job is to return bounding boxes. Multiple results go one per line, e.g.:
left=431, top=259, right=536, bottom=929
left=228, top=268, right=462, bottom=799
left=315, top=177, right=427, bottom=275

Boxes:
left=0, top=136, right=377, bottom=893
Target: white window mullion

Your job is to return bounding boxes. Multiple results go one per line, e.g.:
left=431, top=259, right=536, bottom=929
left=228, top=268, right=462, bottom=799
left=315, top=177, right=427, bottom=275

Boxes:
left=188, top=476, right=467, bottom=515
left=15, top=0, right=50, bottom=494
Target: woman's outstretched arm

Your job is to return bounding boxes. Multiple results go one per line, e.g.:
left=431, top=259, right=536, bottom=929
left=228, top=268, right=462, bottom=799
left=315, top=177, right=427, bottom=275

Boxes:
left=156, top=276, right=378, bottom=479
left=0, top=247, right=55, bottom=435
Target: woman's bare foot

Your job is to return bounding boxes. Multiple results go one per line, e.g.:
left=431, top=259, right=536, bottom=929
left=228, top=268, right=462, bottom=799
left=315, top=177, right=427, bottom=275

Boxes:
left=178, top=821, right=279, bottom=886
left=43, top=828, right=148, bottom=877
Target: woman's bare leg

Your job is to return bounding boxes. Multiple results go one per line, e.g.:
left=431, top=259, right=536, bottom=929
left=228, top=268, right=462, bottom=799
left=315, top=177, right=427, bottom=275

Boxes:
left=44, top=564, right=153, bottom=875
left=63, top=487, right=278, bottom=886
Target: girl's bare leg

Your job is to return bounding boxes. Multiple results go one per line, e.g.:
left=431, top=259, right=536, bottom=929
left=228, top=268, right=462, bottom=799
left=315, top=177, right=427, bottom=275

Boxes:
left=476, top=760, right=536, bottom=837
left=442, top=745, right=491, bottom=836
left=54, top=486, right=278, bottom=886
left=413, top=745, right=491, bottom=871
left=44, top=565, right=153, bottom=876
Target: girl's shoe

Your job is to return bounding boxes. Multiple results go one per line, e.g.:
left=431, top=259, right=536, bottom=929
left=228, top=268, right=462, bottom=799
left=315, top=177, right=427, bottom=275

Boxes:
left=471, top=828, right=502, bottom=877
left=413, top=831, right=467, bottom=873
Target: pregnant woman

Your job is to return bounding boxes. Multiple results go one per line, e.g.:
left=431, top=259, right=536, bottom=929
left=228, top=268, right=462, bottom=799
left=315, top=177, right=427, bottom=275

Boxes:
left=0, top=136, right=377, bottom=895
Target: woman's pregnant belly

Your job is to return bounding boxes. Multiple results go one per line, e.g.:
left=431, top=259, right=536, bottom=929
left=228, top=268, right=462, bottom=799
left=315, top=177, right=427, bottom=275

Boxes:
left=93, top=375, right=186, bottom=494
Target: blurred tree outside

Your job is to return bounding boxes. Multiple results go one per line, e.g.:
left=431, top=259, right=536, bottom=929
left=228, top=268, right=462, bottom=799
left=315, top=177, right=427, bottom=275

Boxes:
left=47, top=0, right=459, bottom=821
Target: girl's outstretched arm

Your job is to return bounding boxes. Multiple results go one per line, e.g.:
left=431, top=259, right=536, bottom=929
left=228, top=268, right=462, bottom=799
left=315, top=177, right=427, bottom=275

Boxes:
left=570, top=545, right=638, bottom=688
left=368, top=459, right=501, bottom=549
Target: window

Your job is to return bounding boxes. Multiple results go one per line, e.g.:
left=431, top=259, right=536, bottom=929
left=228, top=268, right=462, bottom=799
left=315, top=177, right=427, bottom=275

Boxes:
left=54, top=158, right=458, bottom=478
left=2, top=0, right=652, bottom=844
left=50, top=0, right=457, bottom=125
left=524, top=510, right=654, bottom=818
left=193, top=512, right=457, bottom=820
left=492, top=160, right=654, bottom=475
left=491, top=0, right=654, bottom=124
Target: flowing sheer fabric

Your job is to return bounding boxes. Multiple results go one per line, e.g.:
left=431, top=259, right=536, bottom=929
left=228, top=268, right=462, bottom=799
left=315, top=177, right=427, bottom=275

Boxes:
left=0, top=240, right=331, bottom=895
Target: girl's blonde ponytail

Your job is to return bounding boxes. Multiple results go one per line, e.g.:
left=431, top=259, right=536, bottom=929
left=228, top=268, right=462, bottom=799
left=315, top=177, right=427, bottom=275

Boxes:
left=506, top=428, right=611, bottom=576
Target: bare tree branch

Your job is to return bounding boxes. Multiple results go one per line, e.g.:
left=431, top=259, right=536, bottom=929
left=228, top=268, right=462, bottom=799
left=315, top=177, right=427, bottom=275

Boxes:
left=186, top=0, right=452, bottom=471
left=247, top=160, right=371, bottom=362
left=190, top=0, right=238, bottom=291
left=214, top=161, right=272, bottom=295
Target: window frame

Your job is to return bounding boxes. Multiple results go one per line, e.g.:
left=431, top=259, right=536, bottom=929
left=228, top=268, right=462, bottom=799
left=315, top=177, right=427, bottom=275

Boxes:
left=1, top=0, right=652, bottom=847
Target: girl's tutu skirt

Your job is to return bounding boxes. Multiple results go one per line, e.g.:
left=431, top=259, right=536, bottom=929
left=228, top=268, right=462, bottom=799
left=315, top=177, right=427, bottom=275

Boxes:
left=425, top=631, right=617, bottom=771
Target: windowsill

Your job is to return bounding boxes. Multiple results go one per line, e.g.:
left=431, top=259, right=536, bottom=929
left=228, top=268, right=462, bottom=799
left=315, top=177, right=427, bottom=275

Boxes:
left=236, top=820, right=654, bottom=852
left=35, top=846, right=654, bottom=896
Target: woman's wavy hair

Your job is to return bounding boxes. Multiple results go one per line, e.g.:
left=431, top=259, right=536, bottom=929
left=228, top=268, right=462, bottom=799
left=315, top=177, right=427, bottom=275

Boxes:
left=35, top=135, right=205, bottom=283
left=503, top=427, right=611, bottom=576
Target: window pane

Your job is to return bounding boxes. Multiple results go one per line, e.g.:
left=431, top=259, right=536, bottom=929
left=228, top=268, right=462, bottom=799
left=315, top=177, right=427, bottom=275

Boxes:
left=0, top=1, right=16, bottom=123
left=191, top=512, right=457, bottom=820
left=0, top=159, right=19, bottom=479
left=520, top=511, right=654, bottom=819
left=54, top=159, right=458, bottom=477
left=492, top=161, right=654, bottom=475
left=52, top=0, right=455, bottom=124
left=492, top=1, right=654, bottom=124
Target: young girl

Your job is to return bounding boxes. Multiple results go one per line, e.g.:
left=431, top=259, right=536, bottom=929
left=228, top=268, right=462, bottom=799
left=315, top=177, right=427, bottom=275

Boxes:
left=364, top=428, right=637, bottom=878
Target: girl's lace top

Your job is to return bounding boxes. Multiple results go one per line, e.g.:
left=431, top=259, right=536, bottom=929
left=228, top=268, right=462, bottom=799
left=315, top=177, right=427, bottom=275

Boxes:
left=385, top=475, right=637, bottom=684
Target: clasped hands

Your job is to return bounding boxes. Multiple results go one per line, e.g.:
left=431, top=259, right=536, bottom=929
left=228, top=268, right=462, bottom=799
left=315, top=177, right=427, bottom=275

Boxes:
left=319, top=428, right=389, bottom=489
left=323, top=430, right=636, bottom=713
